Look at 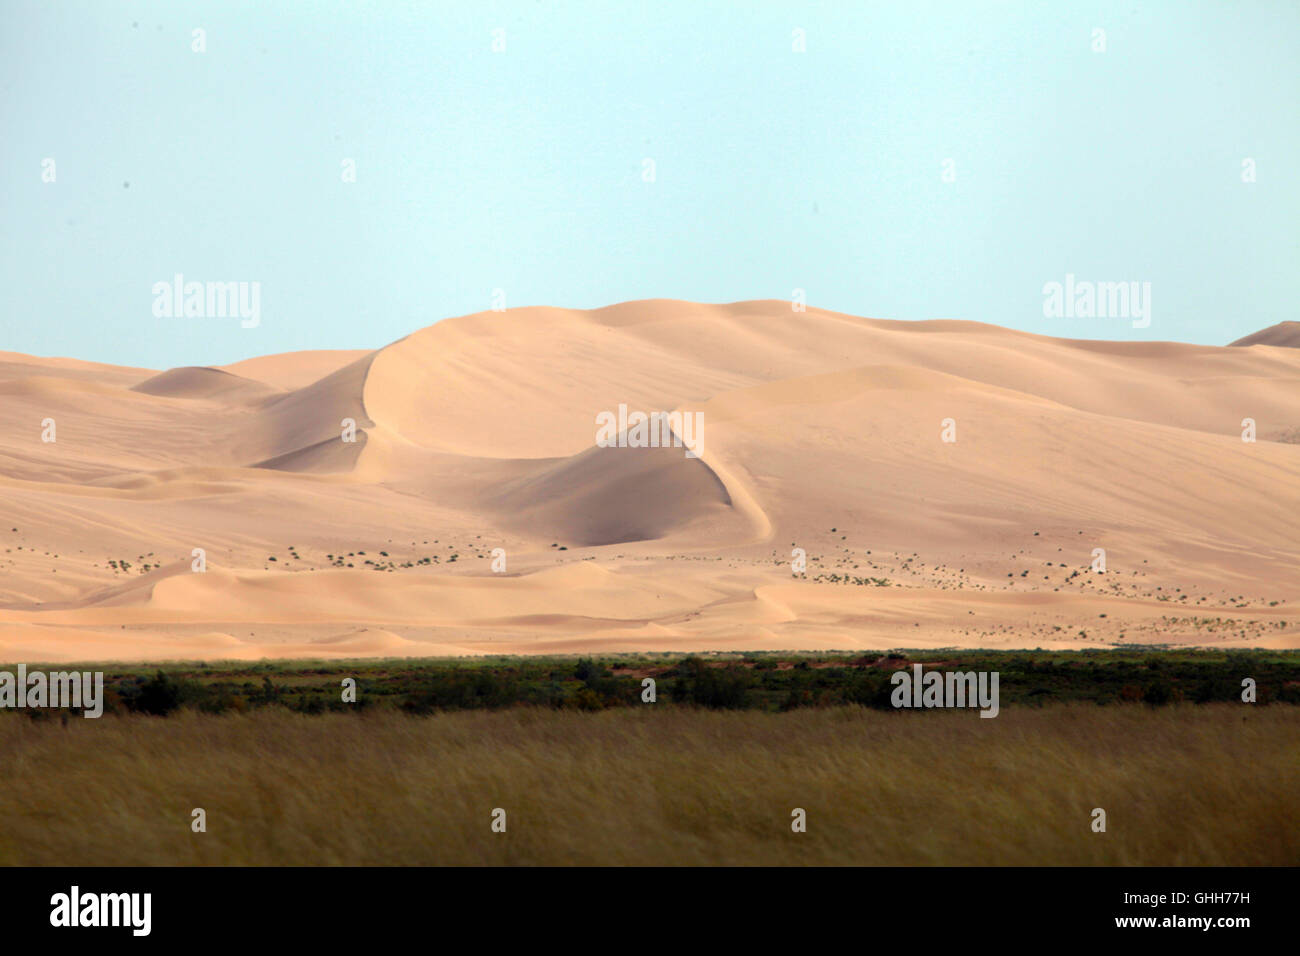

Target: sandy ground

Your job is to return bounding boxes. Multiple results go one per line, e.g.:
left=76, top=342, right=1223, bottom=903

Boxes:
left=1, top=301, right=1297, bottom=661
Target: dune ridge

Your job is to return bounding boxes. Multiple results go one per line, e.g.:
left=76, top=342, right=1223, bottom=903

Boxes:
left=1230, top=321, right=1300, bottom=349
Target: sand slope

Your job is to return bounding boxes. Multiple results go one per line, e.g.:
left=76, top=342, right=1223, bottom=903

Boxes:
left=1230, top=321, right=1300, bottom=349
left=1, top=301, right=1298, bottom=660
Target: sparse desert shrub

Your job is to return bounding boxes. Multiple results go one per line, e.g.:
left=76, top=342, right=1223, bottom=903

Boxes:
left=568, top=687, right=604, bottom=711
left=126, top=671, right=186, bottom=716
left=671, top=659, right=751, bottom=709
left=574, top=657, right=606, bottom=682
left=1142, top=680, right=1173, bottom=706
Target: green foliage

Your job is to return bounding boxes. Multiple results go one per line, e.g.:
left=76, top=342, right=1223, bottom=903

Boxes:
left=126, top=670, right=186, bottom=716
left=6, top=649, right=1293, bottom=720
left=670, top=657, right=752, bottom=708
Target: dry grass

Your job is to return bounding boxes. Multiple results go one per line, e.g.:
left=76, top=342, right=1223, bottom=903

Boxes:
left=0, top=704, right=1295, bottom=865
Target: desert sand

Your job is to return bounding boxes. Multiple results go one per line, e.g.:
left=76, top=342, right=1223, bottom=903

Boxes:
left=1, top=300, right=1298, bottom=661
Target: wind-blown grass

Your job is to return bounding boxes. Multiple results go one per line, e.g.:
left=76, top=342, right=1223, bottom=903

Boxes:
left=0, top=704, right=1295, bottom=865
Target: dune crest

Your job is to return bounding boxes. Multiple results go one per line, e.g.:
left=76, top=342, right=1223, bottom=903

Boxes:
left=1231, top=321, right=1300, bottom=349
left=132, top=366, right=283, bottom=403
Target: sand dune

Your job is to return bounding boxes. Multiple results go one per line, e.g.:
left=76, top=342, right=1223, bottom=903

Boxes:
left=132, top=366, right=283, bottom=403
left=482, top=442, right=738, bottom=547
left=1, top=300, right=1298, bottom=660
left=1231, top=321, right=1300, bottom=349
left=220, top=349, right=372, bottom=390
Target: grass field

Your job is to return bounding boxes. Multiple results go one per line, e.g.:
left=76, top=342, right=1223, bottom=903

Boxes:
left=2, top=703, right=1296, bottom=866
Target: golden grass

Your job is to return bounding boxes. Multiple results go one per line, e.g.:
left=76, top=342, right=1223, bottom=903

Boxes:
left=0, top=704, right=1295, bottom=865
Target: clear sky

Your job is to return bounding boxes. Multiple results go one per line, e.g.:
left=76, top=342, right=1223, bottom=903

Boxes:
left=2, top=1, right=1297, bottom=369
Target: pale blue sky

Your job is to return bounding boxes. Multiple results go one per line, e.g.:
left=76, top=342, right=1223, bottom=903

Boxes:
left=2, top=0, right=1296, bottom=369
